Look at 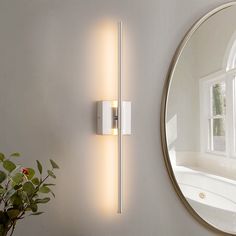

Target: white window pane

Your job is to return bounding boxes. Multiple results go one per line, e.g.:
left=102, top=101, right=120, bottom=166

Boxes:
left=212, top=82, right=226, bottom=116
left=210, top=118, right=226, bottom=152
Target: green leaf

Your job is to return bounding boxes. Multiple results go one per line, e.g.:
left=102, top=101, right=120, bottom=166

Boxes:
left=0, top=188, right=6, bottom=195
left=7, top=209, right=20, bottom=219
left=39, top=186, right=50, bottom=193
left=27, top=168, right=35, bottom=180
left=40, top=185, right=56, bottom=198
left=10, top=152, right=20, bottom=157
left=0, top=153, right=5, bottom=162
left=50, top=159, right=59, bottom=169
left=23, top=181, right=35, bottom=196
left=36, top=160, right=42, bottom=174
left=5, top=189, right=15, bottom=199
left=32, top=177, right=40, bottom=185
left=0, top=171, right=6, bottom=184
left=10, top=194, right=22, bottom=207
left=43, top=183, right=55, bottom=187
left=47, top=170, right=56, bottom=179
left=32, top=193, right=39, bottom=198
left=19, top=191, right=28, bottom=202
left=30, top=212, right=44, bottom=216
left=35, top=197, right=50, bottom=204
left=3, top=160, right=16, bottom=172
left=29, top=203, right=38, bottom=212
left=13, top=184, right=22, bottom=190
left=25, top=207, right=32, bottom=211
left=12, top=173, right=23, bottom=184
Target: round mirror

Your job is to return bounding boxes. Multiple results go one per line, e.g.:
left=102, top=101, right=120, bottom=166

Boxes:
left=161, top=2, right=236, bottom=235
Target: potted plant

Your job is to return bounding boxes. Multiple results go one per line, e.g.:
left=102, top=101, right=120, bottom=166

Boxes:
left=0, top=152, right=59, bottom=236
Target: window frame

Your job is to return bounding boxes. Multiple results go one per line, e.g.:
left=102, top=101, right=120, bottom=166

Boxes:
left=200, top=69, right=236, bottom=158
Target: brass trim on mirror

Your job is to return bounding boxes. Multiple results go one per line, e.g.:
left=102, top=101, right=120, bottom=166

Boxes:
left=161, top=2, right=236, bottom=236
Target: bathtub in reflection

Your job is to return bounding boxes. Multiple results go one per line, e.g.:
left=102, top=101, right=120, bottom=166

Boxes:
left=174, top=166, right=236, bottom=233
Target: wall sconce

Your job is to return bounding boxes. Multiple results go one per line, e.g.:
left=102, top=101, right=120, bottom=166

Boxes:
left=96, top=22, right=131, bottom=214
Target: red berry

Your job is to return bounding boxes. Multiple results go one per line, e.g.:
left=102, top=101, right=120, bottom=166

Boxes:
left=22, top=168, right=29, bottom=175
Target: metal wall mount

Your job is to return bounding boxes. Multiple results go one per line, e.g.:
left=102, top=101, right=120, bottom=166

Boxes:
left=97, top=100, right=131, bottom=135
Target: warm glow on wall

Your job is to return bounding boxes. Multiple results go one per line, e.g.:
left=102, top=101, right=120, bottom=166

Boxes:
left=102, top=137, right=118, bottom=213
left=94, top=21, right=118, bottom=100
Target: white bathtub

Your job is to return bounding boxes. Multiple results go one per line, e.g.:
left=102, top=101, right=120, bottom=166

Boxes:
left=174, top=166, right=236, bottom=212
left=174, top=166, right=236, bottom=233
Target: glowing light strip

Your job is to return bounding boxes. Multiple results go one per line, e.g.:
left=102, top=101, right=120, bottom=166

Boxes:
left=117, top=21, right=122, bottom=214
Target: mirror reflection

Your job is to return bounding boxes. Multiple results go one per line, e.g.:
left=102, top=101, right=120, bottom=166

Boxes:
left=166, top=4, right=236, bottom=234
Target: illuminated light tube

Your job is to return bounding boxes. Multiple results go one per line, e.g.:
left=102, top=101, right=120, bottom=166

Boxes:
left=96, top=21, right=131, bottom=214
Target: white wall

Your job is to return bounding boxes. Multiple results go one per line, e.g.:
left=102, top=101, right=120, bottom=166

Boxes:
left=0, top=0, right=230, bottom=235
left=167, top=38, right=200, bottom=152
left=194, top=6, right=236, bottom=77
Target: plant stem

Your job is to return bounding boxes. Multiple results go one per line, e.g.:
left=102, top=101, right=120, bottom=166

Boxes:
left=9, top=222, right=15, bottom=236
left=3, top=180, right=10, bottom=211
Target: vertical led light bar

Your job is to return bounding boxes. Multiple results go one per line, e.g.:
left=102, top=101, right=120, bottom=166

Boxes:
left=117, top=21, right=122, bottom=214
left=96, top=21, right=131, bottom=214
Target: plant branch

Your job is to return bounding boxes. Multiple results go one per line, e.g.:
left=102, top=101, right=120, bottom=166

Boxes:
left=9, top=221, right=16, bottom=236
left=17, top=172, right=51, bottom=220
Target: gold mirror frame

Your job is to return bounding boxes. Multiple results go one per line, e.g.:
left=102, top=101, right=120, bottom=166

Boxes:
left=161, top=2, right=236, bottom=235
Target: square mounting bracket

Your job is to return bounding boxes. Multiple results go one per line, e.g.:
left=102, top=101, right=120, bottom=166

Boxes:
left=97, top=101, right=131, bottom=135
